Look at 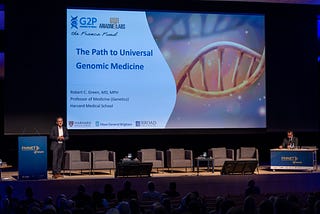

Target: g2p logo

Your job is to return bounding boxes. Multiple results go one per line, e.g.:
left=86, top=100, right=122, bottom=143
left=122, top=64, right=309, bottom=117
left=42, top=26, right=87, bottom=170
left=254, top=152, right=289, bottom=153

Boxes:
left=71, top=16, right=78, bottom=29
left=71, top=16, right=98, bottom=29
left=79, top=17, right=98, bottom=28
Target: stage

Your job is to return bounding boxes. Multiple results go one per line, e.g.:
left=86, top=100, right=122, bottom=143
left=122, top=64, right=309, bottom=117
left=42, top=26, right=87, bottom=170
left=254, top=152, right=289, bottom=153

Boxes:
left=1, top=165, right=320, bottom=203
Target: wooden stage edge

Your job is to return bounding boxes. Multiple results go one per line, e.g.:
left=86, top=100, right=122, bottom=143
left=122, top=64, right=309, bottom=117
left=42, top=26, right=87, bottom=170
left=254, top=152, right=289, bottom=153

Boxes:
left=1, top=165, right=320, bottom=201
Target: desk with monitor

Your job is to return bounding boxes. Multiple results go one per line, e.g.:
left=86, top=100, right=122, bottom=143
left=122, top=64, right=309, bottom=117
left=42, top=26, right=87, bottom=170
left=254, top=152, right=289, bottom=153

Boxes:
left=270, top=148, right=317, bottom=171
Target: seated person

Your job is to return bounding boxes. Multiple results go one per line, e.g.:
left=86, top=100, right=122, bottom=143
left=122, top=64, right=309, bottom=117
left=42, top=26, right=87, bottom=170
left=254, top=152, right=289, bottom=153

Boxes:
left=164, top=182, right=180, bottom=198
left=117, top=180, right=138, bottom=202
left=279, top=130, right=299, bottom=149
left=245, top=179, right=260, bottom=197
left=142, top=181, right=161, bottom=201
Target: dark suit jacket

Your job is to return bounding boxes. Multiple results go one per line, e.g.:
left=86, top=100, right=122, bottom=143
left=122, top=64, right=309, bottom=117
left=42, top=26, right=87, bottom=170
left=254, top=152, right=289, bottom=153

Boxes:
left=282, top=136, right=299, bottom=149
left=50, top=126, right=69, bottom=151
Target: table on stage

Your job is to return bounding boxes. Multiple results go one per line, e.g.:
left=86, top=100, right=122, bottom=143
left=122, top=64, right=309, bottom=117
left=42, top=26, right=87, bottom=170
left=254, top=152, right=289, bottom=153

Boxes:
left=270, top=148, right=317, bottom=171
left=0, top=164, right=12, bottom=181
left=193, top=157, right=214, bottom=176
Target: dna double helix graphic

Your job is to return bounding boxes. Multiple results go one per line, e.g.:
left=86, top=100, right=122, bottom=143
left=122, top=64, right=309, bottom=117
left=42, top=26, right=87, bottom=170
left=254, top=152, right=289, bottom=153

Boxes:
left=176, top=41, right=265, bottom=98
left=147, top=13, right=265, bottom=98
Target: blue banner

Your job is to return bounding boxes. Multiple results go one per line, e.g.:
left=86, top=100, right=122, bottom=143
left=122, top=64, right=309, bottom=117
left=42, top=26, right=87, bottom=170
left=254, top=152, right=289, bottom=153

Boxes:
left=18, top=136, right=47, bottom=180
left=270, top=149, right=315, bottom=170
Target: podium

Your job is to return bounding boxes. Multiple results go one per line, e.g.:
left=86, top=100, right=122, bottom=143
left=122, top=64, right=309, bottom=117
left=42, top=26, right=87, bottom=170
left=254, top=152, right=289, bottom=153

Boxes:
left=18, top=136, right=48, bottom=180
left=270, top=148, right=317, bottom=171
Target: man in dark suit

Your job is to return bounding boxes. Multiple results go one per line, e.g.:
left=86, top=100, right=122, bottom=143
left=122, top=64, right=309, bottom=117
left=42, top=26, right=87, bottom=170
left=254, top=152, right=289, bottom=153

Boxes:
left=280, top=130, right=298, bottom=149
left=50, top=116, right=69, bottom=179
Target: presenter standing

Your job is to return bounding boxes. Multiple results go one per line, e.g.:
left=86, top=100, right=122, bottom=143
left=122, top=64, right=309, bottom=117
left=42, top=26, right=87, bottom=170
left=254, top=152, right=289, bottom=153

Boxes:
left=50, top=116, right=69, bottom=179
left=280, top=130, right=298, bottom=149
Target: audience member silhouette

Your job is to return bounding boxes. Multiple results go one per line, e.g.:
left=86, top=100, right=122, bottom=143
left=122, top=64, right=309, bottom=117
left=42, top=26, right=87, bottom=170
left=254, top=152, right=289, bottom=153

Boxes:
left=117, top=180, right=138, bottom=202
left=151, top=201, right=167, bottom=214
left=245, top=180, right=261, bottom=197
left=106, top=207, right=120, bottom=214
left=161, top=197, right=172, bottom=214
left=129, top=198, right=141, bottom=214
left=286, top=194, right=301, bottom=214
left=1, top=185, right=19, bottom=214
left=219, top=199, right=236, bottom=214
left=71, top=184, right=92, bottom=209
left=28, top=205, right=42, bottom=214
left=4, top=178, right=320, bottom=214
left=257, top=199, right=273, bottom=214
left=314, top=199, right=320, bottom=214
left=208, top=195, right=224, bottom=214
left=176, top=191, right=206, bottom=214
left=104, top=183, right=116, bottom=201
left=226, top=207, right=244, bottom=214
left=164, top=182, right=180, bottom=198
left=92, top=191, right=107, bottom=214
left=18, top=187, right=40, bottom=214
left=301, top=192, right=318, bottom=214
left=242, top=195, right=256, bottom=214
left=56, top=193, right=68, bottom=214
left=273, top=196, right=293, bottom=214
left=142, top=181, right=162, bottom=201
left=41, top=196, right=57, bottom=214
left=117, top=201, right=131, bottom=214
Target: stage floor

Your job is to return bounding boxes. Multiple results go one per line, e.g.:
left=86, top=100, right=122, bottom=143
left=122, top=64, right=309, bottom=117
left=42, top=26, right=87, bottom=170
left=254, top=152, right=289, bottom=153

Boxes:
left=1, top=164, right=318, bottom=180
left=1, top=165, right=320, bottom=202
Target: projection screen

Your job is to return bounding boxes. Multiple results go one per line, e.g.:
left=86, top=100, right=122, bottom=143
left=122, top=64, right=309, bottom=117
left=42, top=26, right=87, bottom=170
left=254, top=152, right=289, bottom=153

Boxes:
left=66, top=8, right=266, bottom=130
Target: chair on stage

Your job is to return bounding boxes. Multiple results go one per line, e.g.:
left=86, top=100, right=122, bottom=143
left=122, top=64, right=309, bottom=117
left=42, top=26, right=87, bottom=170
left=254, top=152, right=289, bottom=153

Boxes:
left=137, top=148, right=164, bottom=172
left=63, top=150, right=91, bottom=176
left=236, top=147, right=259, bottom=162
left=208, top=147, right=234, bottom=167
left=91, top=150, right=116, bottom=174
left=236, top=147, right=259, bottom=172
left=166, top=148, right=193, bottom=172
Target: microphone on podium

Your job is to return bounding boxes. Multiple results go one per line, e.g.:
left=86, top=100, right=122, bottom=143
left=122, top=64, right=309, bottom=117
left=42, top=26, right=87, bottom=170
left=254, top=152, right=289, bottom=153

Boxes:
left=34, top=128, right=40, bottom=135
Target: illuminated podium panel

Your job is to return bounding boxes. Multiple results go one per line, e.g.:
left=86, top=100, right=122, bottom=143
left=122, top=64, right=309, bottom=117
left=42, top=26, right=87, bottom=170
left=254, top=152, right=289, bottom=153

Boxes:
left=270, top=148, right=317, bottom=171
left=18, top=136, right=48, bottom=180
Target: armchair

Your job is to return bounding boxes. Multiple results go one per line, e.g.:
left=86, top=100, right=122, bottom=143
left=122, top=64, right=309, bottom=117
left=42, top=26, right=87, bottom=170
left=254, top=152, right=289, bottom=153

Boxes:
left=166, top=148, right=193, bottom=172
left=208, top=147, right=234, bottom=167
left=91, top=150, right=116, bottom=174
left=236, top=147, right=259, bottom=162
left=236, top=147, right=259, bottom=172
left=137, top=149, right=164, bottom=172
left=63, top=150, right=91, bottom=175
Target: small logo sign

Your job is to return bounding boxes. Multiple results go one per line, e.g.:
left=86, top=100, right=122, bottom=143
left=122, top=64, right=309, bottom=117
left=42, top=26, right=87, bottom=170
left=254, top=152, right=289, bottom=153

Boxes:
left=71, top=16, right=78, bottom=29
left=69, top=121, right=74, bottom=127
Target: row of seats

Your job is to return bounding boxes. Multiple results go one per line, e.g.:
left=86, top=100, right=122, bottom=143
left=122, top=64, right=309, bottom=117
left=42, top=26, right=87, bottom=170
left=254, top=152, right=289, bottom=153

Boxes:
left=211, top=147, right=259, bottom=167
left=63, top=150, right=116, bottom=175
left=62, top=147, right=259, bottom=175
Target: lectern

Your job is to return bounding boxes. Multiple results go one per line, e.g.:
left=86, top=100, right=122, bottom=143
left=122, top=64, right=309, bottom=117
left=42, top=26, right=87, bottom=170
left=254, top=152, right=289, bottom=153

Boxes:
left=18, top=136, right=48, bottom=180
left=270, top=148, right=317, bottom=171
